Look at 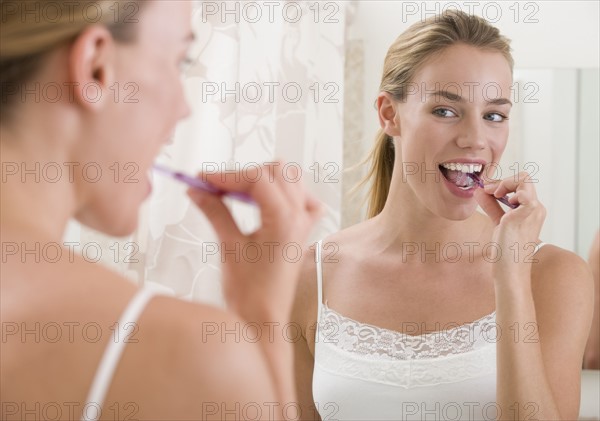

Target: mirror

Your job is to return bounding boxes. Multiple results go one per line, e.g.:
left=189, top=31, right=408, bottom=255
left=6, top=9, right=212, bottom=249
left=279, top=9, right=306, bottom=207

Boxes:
left=340, top=1, right=599, bottom=261
left=576, top=69, right=600, bottom=258
left=495, top=68, right=598, bottom=258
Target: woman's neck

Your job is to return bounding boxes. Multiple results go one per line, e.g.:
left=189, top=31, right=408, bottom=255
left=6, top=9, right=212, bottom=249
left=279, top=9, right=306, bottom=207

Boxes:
left=370, top=168, right=491, bottom=257
left=1, top=125, right=77, bottom=242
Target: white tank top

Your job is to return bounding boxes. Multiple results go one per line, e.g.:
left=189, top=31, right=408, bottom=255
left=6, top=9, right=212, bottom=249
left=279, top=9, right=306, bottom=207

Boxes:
left=312, top=239, right=547, bottom=420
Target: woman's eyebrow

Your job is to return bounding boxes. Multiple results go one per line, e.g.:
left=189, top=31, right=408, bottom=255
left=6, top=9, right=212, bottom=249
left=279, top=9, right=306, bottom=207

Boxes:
left=183, top=32, right=196, bottom=43
left=426, top=90, right=513, bottom=106
left=427, top=90, right=463, bottom=102
left=487, top=97, right=513, bottom=106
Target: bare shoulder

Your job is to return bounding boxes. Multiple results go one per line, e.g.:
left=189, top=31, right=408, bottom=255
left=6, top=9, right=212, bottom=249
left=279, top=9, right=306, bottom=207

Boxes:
left=2, top=239, right=277, bottom=416
left=106, top=294, right=277, bottom=417
left=531, top=244, right=594, bottom=339
left=291, top=223, right=371, bottom=340
left=532, top=243, right=594, bottom=291
left=80, top=266, right=278, bottom=415
left=291, top=239, right=320, bottom=341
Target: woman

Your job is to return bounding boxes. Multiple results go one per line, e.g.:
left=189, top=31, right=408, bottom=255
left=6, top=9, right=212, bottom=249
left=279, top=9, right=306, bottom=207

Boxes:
left=1, top=1, right=321, bottom=419
left=292, top=10, right=594, bottom=420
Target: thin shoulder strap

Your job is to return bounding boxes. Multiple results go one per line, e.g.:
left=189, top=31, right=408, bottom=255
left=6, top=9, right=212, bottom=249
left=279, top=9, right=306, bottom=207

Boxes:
left=534, top=242, right=548, bottom=254
left=315, top=239, right=324, bottom=322
left=81, top=287, right=159, bottom=421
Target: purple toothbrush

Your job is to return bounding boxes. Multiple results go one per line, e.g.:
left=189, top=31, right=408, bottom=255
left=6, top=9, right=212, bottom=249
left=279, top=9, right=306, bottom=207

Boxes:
left=468, top=173, right=519, bottom=209
left=153, top=164, right=256, bottom=206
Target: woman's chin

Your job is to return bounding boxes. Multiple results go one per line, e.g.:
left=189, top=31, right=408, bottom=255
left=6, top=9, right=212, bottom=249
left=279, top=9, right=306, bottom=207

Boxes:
left=102, top=222, right=139, bottom=238
left=75, top=207, right=140, bottom=239
left=438, top=202, right=479, bottom=221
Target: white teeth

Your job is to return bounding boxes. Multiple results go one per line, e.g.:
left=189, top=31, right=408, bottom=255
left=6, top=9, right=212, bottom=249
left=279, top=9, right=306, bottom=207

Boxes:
left=441, top=163, right=482, bottom=173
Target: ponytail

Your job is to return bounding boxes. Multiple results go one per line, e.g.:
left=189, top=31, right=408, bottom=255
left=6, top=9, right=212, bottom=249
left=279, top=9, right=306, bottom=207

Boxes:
left=351, top=129, right=395, bottom=218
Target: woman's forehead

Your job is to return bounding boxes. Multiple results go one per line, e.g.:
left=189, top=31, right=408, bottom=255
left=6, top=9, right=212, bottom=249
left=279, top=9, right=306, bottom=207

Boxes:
left=136, top=1, right=193, bottom=43
left=410, top=45, right=513, bottom=102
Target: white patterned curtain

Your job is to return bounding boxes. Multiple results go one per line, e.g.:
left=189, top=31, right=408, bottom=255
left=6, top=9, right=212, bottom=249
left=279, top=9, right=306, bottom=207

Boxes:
left=72, top=1, right=350, bottom=307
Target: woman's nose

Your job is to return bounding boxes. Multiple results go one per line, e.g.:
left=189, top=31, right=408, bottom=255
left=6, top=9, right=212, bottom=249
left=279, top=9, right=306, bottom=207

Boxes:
left=456, top=116, right=486, bottom=150
left=179, top=96, right=192, bottom=121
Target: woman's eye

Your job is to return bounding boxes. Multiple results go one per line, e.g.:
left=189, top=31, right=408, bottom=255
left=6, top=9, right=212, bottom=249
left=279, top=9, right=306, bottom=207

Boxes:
left=484, top=112, right=508, bottom=122
left=433, top=108, right=457, bottom=118
left=179, top=55, right=195, bottom=73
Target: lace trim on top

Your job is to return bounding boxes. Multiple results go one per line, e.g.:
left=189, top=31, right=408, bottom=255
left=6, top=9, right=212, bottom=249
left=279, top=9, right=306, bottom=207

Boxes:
left=319, top=302, right=497, bottom=361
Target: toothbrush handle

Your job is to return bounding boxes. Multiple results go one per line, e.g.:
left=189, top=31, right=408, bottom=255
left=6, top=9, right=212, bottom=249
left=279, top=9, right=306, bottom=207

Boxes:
left=184, top=175, right=256, bottom=205
left=154, top=164, right=257, bottom=205
left=496, top=195, right=519, bottom=209
left=468, top=173, right=519, bottom=209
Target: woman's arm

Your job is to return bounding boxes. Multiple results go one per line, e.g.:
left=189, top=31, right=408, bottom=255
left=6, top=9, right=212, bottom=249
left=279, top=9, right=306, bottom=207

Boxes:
left=291, top=247, right=322, bottom=421
left=476, top=173, right=594, bottom=420
left=186, top=164, right=322, bottom=417
left=104, top=296, right=286, bottom=420
left=494, top=247, right=594, bottom=420
left=293, top=327, right=322, bottom=421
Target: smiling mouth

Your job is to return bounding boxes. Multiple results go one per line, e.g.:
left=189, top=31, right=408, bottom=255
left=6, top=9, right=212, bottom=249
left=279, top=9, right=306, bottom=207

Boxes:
left=438, top=163, right=483, bottom=190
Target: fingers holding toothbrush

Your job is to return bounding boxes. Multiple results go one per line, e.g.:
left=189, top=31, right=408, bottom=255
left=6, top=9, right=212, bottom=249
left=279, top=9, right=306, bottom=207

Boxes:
left=474, top=187, right=505, bottom=225
left=475, top=171, right=546, bottom=280
left=187, top=161, right=323, bottom=318
left=481, top=171, right=544, bottom=218
left=188, top=163, right=321, bottom=239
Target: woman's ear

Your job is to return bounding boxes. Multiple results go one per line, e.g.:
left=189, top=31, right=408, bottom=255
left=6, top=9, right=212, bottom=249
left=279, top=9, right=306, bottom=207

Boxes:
left=376, top=92, right=401, bottom=137
left=68, top=25, right=116, bottom=112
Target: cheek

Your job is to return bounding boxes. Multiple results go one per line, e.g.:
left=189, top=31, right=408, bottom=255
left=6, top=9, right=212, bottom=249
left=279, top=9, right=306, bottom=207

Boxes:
left=144, top=70, right=185, bottom=128
left=488, top=128, right=509, bottom=155
left=149, top=58, right=182, bottom=98
left=124, top=52, right=180, bottom=109
left=120, top=72, right=180, bottom=143
left=149, top=73, right=177, bottom=103
left=403, top=123, right=443, bottom=163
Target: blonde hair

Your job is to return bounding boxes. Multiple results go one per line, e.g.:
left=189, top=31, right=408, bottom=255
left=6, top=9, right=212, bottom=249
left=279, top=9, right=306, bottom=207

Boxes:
left=1, top=0, right=143, bottom=121
left=358, top=10, right=513, bottom=218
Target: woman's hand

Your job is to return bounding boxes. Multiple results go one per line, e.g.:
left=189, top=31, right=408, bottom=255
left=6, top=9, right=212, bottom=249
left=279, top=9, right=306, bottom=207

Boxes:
left=474, top=171, right=546, bottom=283
left=187, top=162, right=322, bottom=321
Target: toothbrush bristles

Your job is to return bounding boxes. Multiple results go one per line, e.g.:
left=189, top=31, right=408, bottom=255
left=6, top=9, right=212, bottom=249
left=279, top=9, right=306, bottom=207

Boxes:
left=467, top=172, right=518, bottom=209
